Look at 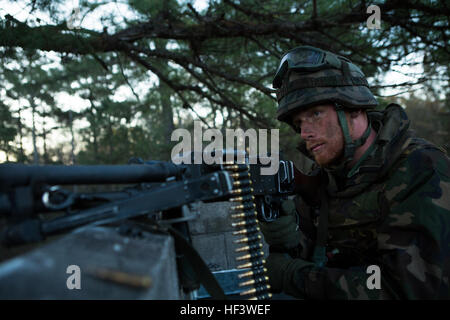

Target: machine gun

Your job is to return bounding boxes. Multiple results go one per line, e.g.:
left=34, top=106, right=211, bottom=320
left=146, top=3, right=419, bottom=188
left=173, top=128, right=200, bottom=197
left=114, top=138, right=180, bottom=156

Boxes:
left=0, top=152, right=308, bottom=300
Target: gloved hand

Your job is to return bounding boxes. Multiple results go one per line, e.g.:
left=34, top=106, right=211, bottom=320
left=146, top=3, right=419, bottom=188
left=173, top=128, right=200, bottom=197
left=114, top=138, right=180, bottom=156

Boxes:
left=265, top=252, right=313, bottom=298
left=259, top=199, right=301, bottom=251
left=265, top=252, right=293, bottom=293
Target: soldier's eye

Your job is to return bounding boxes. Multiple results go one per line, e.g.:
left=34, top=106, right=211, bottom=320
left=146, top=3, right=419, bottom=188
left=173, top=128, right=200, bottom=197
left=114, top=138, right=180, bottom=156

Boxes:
left=292, top=121, right=301, bottom=133
left=292, top=119, right=302, bottom=133
left=313, top=110, right=321, bottom=117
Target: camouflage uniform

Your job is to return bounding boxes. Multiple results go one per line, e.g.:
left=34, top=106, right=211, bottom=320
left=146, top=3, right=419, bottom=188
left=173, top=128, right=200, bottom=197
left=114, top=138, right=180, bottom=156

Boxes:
left=266, top=46, right=450, bottom=299
left=277, top=104, right=450, bottom=299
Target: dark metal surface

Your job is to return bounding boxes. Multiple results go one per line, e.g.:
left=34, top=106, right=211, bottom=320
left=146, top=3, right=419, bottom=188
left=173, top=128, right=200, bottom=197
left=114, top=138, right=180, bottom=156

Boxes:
left=1, top=171, right=233, bottom=245
left=0, top=162, right=183, bottom=189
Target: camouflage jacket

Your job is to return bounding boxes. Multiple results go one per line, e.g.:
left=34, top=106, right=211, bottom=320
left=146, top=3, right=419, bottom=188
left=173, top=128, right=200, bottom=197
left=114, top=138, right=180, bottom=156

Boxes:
left=287, top=104, right=450, bottom=299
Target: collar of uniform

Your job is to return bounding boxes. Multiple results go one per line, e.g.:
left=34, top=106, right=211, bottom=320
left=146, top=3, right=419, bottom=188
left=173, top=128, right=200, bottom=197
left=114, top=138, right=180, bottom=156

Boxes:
left=294, top=104, right=411, bottom=196
left=326, top=104, right=411, bottom=197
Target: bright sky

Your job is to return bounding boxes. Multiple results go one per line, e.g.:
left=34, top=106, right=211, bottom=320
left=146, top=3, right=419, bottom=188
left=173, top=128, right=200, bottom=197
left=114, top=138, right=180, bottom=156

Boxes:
left=0, top=0, right=435, bottom=162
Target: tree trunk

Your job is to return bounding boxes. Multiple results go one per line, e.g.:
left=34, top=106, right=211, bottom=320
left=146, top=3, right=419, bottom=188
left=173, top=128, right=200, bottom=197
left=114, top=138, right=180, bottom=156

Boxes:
left=17, top=109, right=25, bottom=162
left=31, top=99, right=39, bottom=165
left=69, top=110, right=76, bottom=165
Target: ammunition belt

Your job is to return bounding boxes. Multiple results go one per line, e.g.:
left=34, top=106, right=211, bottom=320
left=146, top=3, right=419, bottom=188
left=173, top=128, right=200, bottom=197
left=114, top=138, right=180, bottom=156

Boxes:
left=225, top=163, right=271, bottom=300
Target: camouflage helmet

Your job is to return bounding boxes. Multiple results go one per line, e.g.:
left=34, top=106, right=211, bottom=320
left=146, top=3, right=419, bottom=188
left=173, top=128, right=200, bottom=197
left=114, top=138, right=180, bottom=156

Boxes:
left=273, top=46, right=378, bottom=125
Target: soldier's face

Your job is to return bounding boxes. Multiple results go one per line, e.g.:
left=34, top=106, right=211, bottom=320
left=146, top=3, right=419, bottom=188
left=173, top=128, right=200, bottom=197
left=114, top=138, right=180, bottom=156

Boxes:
left=292, top=104, right=347, bottom=167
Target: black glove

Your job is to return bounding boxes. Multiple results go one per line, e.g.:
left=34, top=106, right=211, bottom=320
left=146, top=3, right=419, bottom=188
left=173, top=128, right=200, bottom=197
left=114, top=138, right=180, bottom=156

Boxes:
left=259, top=199, right=301, bottom=251
left=265, top=252, right=313, bottom=297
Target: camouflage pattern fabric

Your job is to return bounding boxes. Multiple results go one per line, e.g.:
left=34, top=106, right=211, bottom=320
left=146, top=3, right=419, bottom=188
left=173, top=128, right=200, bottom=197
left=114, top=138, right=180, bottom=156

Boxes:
left=277, top=104, right=450, bottom=299
left=276, top=68, right=378, bottom=126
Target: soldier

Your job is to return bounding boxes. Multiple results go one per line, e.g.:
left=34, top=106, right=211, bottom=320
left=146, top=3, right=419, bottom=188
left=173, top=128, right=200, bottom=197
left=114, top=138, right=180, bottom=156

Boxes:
left=260, top=46, right=450, bottom=299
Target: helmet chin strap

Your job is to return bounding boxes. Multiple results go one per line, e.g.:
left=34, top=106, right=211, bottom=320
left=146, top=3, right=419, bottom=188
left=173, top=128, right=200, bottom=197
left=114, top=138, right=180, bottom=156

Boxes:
left=334, top=103, right=372, bottom=165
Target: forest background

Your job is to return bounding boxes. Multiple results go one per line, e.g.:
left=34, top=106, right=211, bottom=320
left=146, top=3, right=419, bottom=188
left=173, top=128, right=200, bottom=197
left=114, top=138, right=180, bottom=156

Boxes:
left=0, top=0, right=448, bottom=168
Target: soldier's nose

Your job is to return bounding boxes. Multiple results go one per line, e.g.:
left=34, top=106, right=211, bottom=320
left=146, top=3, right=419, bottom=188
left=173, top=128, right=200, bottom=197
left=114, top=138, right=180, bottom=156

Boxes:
left=300, top=123, right=315, bottom=140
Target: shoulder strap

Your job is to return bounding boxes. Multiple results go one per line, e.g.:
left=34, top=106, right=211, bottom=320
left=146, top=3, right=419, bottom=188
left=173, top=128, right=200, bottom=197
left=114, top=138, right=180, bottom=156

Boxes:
left=126, top=221, right=227, bottom=299
left=167, top=226, right=227, bottom=300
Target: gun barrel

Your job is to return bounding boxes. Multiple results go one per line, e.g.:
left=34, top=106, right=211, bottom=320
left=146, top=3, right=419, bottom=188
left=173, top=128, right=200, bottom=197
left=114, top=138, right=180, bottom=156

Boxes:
left=0, top=162, right=183, bottom=188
